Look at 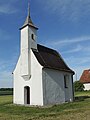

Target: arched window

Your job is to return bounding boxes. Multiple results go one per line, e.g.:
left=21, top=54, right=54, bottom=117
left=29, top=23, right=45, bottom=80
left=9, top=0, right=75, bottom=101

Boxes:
left=31, top=34, right=35, bottom=40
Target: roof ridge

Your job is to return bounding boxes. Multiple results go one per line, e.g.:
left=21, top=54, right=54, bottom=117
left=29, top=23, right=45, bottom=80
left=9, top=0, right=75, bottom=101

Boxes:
left=37, top=44, right=55, bottom=50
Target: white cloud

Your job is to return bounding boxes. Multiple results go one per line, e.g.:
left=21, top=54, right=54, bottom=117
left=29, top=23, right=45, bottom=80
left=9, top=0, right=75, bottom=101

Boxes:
left=62, top=43, right=90, bottom=55
left=44, top=36, right=90, bottom=49
left=0, top=0, right=18, bottom=14
left=51, top=36, right=90, bottom=46
left=0, top=4, right=16, bottom=14
left=38, top=0, right=90, bottom=22
left=65, top=56, right=90, bottom=67
left=62, top=45, right=82, bottom=54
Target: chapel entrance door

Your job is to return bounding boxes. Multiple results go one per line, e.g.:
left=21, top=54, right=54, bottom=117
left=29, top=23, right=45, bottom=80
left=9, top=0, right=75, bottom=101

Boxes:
left=24, top=86, right=30, bottom=104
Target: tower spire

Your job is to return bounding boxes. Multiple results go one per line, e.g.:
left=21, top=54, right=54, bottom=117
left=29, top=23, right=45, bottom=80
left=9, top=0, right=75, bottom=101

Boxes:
left=21, top=0, right=38, bottom=30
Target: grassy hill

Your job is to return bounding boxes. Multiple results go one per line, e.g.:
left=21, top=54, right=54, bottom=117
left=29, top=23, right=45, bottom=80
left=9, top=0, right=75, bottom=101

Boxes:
left=0, top=91, right=90, bottom=120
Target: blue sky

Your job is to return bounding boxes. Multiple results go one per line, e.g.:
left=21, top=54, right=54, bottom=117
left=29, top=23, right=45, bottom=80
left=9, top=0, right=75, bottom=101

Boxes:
left=0, top=0, right=90, bottom=87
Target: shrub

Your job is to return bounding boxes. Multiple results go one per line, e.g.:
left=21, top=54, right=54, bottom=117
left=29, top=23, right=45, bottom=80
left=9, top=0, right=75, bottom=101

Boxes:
left=74, top=81, right=84, bottom=92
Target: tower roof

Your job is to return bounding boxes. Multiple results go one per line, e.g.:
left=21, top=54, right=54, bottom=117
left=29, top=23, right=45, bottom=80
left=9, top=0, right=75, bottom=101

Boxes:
left=20, top=2, right=38, bottom=30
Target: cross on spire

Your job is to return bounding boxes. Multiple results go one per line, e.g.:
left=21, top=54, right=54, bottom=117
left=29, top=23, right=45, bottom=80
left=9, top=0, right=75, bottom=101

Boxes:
left=28, top=0, right=30, bottom=17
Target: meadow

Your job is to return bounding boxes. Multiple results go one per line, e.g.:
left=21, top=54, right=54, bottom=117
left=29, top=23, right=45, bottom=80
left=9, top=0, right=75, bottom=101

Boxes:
left=0, top=91, right=90, bottom=120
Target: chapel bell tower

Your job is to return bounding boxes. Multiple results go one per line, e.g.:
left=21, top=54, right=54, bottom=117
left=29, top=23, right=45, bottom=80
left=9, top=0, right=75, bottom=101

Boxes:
left=20, top=2, right=38, bottom=79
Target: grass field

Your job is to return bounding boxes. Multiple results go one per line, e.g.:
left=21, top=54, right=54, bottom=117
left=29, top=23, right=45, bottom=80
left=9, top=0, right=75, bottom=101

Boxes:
left=75, top=90, right=90, bottom=96
left=0, top=92, right=90, bottom=120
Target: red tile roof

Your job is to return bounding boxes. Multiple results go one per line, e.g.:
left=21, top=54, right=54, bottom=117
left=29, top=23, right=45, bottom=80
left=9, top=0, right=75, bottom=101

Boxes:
left=80, top=69, right=90, bottom=83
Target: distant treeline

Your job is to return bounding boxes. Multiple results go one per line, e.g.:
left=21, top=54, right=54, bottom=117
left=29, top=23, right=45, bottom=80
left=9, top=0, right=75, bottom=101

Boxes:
left=0, top=88, right=13, bottom=96
left=0, top=88, right=13, bottom=91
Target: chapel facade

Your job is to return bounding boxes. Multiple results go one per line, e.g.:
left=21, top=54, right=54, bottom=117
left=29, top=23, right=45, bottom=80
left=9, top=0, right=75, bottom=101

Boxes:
left=13, top=3, right=74, bottom=106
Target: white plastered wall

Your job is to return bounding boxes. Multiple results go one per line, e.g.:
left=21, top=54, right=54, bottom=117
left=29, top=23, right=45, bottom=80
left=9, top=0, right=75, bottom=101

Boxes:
left=84, top=83, right=90, bottom=90
left=13, top=50, right=43, bottom=106
left=20, top=27, right=30, bottom=76
left=42, top=68, right=73, bottom=105
left=20, top=26, right=37, bottom=78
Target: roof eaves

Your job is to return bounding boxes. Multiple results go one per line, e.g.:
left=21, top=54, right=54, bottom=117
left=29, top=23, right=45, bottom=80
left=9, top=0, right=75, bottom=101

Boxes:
left=43, top=66, right=75, bottom=74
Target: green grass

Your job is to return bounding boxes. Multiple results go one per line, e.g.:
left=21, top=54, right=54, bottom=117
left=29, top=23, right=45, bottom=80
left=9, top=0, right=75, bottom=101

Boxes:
left=75, top=90, right=90, bottom=96
left=0, top=92, right=90, bottom=120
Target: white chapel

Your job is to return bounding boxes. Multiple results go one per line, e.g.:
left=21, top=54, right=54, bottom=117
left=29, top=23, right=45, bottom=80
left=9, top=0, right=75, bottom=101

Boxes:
left=13, top=3, right=75, bottom=106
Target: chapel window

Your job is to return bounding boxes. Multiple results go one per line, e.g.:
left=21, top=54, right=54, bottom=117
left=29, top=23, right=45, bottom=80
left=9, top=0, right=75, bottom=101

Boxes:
left=64, top=75, right=69, bottom=88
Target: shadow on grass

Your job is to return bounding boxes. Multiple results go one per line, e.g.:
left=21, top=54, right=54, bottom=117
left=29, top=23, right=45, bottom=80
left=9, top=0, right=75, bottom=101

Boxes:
left=75, top=96, right=90, bottom=102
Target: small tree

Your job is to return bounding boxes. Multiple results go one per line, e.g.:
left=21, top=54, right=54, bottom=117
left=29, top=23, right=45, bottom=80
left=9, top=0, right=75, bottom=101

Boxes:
left=74, top=81, right=84, bottom=92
